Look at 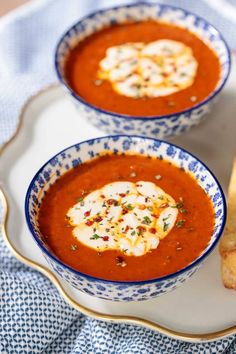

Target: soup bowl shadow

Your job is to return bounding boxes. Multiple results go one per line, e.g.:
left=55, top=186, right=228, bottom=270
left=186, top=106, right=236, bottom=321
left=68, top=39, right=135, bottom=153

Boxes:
left=55, top=2, right=231, bottom=139
left=25, top=135, right=226, bottom=301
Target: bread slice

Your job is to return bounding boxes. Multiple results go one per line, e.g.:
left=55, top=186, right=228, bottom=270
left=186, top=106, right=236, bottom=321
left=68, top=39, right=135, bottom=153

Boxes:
left=219, top=157, right=236, bottom=289
left=221, top=253, right=236, bottom=289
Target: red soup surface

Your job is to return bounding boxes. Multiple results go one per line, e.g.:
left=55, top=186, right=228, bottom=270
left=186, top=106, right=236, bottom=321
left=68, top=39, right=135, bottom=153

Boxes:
left=38, top=154, right=215, bottom=281
left=64, top=21, right=220, bottom=116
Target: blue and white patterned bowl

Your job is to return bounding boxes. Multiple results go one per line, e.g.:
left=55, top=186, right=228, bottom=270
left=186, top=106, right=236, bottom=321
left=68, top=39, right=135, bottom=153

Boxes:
left=55, top=2, right=231, bottom=139
left=25, top=135, right=226, bottom=302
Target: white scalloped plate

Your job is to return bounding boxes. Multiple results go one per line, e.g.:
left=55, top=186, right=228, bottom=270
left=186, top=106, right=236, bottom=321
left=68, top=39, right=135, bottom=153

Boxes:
left=1, top=55, right=236, bottom=343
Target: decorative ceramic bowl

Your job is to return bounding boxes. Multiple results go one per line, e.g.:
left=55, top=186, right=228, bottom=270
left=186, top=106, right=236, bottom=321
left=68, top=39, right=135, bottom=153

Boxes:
left=55, top=2, right=231, bottom=139
left=25, top=135, right=226, bottom=301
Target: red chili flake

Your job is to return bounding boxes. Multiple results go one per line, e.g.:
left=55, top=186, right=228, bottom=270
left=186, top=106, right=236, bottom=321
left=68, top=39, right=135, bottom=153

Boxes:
left=151, top=214, right=158, bottom=218
left=100, top=194, right=105, bottom=199
left=119, top=193, right=126, bottom=198
left=124, top=225, right=130, bottom=233
left=145, top=197, right=149, bottom=203
left=85, top=220, right=94, bottom=226
left=107, top=198, right=117, bottom=205
left=118, top=218, right=124, bottom=222
left=137, top=226, right=146, bottom=234
left=122, top=209, right=128, bottom=215
left=103, top=236, right=109, bottom=241
left=149, top=228, right=156, bottom=234
left=84, top=211, right=91, bottom=217
left=94, top=216, right=103, bottom=223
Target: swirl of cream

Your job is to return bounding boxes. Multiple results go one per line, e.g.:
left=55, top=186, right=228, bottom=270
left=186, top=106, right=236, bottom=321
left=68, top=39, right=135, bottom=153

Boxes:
left=67, top=181, right=178, bottom=256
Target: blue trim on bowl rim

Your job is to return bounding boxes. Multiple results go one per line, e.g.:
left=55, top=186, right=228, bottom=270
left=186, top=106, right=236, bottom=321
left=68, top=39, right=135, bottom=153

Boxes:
left=24, top=135, right=227, bottom=286
left=54, top=1, right=231, bottom=121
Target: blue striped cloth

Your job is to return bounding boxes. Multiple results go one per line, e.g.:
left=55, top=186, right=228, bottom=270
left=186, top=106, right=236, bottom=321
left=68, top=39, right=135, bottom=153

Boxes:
left=0, top=1, right=236, bottom=352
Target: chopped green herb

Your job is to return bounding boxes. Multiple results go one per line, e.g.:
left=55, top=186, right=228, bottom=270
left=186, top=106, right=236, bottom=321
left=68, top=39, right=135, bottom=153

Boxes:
left=171, top=202, right=187, bottom=214
left=76, top=197, right=84, bottom=206
left=158, top=195, right=164, bottom=200
left=171, top=202, right=184, bottom=209
left=142, top=216, right=152, bottom=225
left=180, top=208, right=187, bottom=214
left=131, top=230, right=136, bottom=236
left=163, top=214, right=171, bottom=222
left=147, top=206, right=153, bottom=212
left=163, top=222, right=169, bottom=232
left=176, top=220, right=185, bottom=228
left=126, top=204, right=133, bottom=210
left=90, top=233, right=100, bottom=240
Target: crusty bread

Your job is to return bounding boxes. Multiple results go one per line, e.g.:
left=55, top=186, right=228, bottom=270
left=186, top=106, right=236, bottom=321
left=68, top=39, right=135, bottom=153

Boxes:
left=219, top=157, right=236, bottom=289
left=221, top=254, right=236, bottom=289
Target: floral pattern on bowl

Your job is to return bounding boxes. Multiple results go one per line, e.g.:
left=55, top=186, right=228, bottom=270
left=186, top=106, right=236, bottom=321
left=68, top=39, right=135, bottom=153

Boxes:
left=25, top=135, right=226, bottom=301
left=55, top=2, right=231, bottom=139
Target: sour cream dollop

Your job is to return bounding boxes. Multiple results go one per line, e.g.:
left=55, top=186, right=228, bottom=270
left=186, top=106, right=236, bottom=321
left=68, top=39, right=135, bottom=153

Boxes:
left=67, top=181, right=178, bottom=256
left=98, top=39, right=198, bottom=98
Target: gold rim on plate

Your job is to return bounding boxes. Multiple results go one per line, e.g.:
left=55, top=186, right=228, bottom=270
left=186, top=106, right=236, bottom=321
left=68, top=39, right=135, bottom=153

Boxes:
left=0, top=84, right=235, bottom=343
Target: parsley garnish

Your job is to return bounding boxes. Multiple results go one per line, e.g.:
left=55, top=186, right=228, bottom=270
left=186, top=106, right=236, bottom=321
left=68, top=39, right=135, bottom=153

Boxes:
left=76, top=197, right=85, bottom=206
left=163, top=214, right=171, bottom=222
left=163, top=222, right=169, bottom=232
left=176, top=220, right=185, bottom=228
left=142, top=216, right=151, bottom=225
left=131, top=230, right=136, bottom=236
left=180, top=208, right=187, bottom=214
left=126, top=204, right=133, bottom=210
left=171, top=202, right=187, bottom=214
left=90, top=234, right=100, bottom=240
left=171, top=202, right=183, bottom=209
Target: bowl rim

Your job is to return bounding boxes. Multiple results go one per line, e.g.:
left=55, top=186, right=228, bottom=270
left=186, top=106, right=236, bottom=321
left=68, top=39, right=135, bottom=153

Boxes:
left=25, top=135, right=227, bottom=286
left=54, top=1, right=231, bottom=121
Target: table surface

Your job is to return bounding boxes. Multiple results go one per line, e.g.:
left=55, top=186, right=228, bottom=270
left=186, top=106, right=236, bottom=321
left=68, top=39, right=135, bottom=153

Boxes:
left=0, top=0, right=29, bottom=17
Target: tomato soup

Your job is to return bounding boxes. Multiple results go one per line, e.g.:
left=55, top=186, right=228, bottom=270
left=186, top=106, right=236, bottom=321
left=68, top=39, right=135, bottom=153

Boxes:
left=38, top=154, right=215, bottom=281
left=65, top=21, right=220, bottom=116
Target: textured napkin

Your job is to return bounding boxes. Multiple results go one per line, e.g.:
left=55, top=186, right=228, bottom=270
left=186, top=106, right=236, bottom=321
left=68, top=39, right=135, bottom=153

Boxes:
left=0, top=0, right=236, bottom=352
